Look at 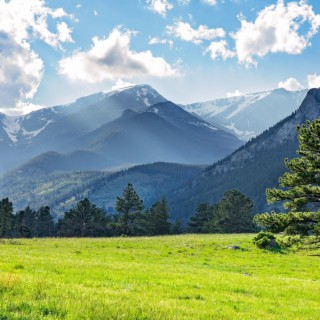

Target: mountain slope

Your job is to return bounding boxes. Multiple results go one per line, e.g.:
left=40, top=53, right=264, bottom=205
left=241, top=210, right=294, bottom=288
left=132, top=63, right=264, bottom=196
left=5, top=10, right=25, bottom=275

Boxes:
left=0, top=85, right=167, bottom=172
left=182, top=88, right=307, bottom=140
left=0, top=162, right=204, bottom=218
left=53, top=101, right=243, bottom=169
left=169, top=88, right=320, bottom=221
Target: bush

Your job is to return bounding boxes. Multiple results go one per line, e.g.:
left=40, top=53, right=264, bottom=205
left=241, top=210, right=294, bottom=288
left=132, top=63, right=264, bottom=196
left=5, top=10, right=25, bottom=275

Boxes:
left=253, top=231, right=277, bottom=249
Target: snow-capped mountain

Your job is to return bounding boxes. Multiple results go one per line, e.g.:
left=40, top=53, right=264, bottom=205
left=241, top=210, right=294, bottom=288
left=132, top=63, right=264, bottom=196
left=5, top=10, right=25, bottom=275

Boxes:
left=0, top=85, right=242, bottom=173
left=182, top=88, right=308, bottom=140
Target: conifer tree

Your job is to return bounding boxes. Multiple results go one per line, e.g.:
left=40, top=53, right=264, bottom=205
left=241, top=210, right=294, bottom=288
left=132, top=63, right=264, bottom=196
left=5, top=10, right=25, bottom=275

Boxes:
left=267, top=119, right=320, bottom=211
left=146, top=196, right=171, bottom=235
left=255, top=118, right=320, bottom=235
left=115, top=183, right=144, bottom=235
left=188, top=203, right=212, bottom=233
left=0, top=198, right=14, bottom=238
left=35, top=206, right=55, bottom=237
left=58, top=198, right=107, bottom=237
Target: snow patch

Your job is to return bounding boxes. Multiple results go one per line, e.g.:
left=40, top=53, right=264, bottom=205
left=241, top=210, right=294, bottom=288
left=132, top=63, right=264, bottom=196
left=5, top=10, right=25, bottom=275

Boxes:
left=225, top=122, right=255, bottom=140
left=21, top=120, right=54, bottom=139
left=226, top=91, right=271, bottom=119
left=2, top=116, right=21, bottom=144
left=188, top=121, right=218, bottom=131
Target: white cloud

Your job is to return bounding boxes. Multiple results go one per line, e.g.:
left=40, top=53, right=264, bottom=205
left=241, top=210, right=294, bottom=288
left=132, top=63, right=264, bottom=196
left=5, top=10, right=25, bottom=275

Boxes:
left=0, top=0, right=73, bottom=109
left=0, top=33, right=44, bottom=107
left=149, top=37, right=174, bottom=48
left=201, top=0, right=218, bottom=6
left=232, top=0, right=320, bottom=66
left=59, top=27, right=179, bottom=82
left=227, top=89, right=243, bottom=97
left=307, top=74, right=320, bottom=88
left=167, top=21, right=225, bottom=44
left=111, top=79, right=135, bottom=91
left=278, top=77, right=304, bottom=91
left=146, top=0, right=174, bottom=17
left=57, top=22, right=73, bottom=44
left=94, top=10, right=98, bottom=16
left=0, top=101, right=45, bottom=116
left=206, top=40, right=235, bottom=60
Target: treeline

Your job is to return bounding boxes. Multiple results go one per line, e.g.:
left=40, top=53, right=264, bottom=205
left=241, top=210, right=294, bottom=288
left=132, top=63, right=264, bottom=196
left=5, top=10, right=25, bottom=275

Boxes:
left=0, top=184, right=176, bottom=238
left=0, top=184, right=256, bottom=238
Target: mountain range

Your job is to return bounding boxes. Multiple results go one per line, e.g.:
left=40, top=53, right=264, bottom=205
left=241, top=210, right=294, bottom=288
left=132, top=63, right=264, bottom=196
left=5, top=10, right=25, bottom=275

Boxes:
left=1, top=84, right=318, bottom=221
left=0, top=85, right=242, bottom=174
left=182, top=88, right=307, bottom=140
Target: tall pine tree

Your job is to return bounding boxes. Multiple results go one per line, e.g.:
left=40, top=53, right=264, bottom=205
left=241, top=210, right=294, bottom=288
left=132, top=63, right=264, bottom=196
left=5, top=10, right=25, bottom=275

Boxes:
left=0, top=198, right=14, bottom=238
left=255, top=118, right=320, bottom=235
left=115, top=183, right=144, bottom=236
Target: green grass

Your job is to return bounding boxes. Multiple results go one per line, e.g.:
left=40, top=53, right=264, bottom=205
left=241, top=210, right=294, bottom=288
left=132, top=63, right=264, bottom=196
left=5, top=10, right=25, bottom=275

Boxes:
left=0, top=234, right=319, bottom=319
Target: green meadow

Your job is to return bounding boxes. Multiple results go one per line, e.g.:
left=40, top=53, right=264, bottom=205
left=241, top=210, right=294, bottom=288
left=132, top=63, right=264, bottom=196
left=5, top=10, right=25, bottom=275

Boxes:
left=0, top=234, right=319, bottom=320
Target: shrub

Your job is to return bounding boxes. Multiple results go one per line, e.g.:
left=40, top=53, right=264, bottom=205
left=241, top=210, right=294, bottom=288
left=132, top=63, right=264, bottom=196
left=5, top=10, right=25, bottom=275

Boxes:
left=253, top=231, right=277, bottom=249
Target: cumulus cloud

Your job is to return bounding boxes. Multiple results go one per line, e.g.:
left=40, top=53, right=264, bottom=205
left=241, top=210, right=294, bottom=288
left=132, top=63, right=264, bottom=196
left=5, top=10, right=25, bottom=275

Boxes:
left=146, top=0, right=174, bottom=17
left=227, top=89, right=243, bottom=97
left=307, top=74, right=320, bottom=88
left=206, top=40, right=235, bottom=60
left=0, top=0, right=73, bottom=109
left=111, top=79, right=135, bottom=91
left=278, top=77, right=304, bottom=91
left=232, top=0, right=320, bottom=66
left=59, top=27, right=179, bottom=82
left=201, top=0, right=218, bottom=6
left=167, top=21, right=225, bottom=44
left=0, top=33, right=43, bottom=106
left=149, top=37, right=174, bottom=48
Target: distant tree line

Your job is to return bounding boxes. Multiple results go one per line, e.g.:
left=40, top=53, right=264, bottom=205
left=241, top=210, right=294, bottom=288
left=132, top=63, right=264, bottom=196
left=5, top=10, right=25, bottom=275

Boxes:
left=0, top=183, right=257, bottom=238
left=0, top=184, right=174, bottom=238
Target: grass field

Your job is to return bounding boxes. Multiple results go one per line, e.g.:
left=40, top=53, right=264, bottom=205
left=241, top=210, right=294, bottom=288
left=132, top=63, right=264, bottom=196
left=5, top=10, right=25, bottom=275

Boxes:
left=0, top=234, right=319, bottom=320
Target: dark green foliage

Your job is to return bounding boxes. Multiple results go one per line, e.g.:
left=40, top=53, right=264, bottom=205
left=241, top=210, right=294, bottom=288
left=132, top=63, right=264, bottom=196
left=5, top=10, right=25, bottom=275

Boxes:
left=34, top=206, right=55, bottom=237
left=254, top=211, right=320, bottom=236
left=188, top=203, right=212, bottom=233
left=142, top=197, right=171, bottom=236
left=0, top=198, right=14, bottom=237
left=171, top=217, right=183, bottom=234
left=115, top=183, right=144, bottom=236
left=13, top=206, right=55, bottom=238
left=253, top=231, right=278, bottom=249
left=255, top=117, right=320, bottom=237
left=14, top=206, right=36, bottom=238
left=188, top=190, right=256, bottom=233
left=58, top=198, right=108, bottom=237
left=267, top=118, right=320, bottom=211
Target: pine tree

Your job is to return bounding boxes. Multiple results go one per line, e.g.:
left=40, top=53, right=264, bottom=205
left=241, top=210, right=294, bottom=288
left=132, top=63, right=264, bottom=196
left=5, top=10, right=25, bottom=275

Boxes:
left=58, top=198, right=107, bottom=237
left=146, top=197, right=171, bottom=235
left=267, top=119, right=320, bottom=211
left=14, top=206, right=37, bottom=238
left=35, top=206, right=55, bottom=237
left=188, top=203, right=212, bottom=233
left=0, top=198, right=14, bottom=238
left=255, top=118, right=320, bottom=235
left=214, top=190, right=255, bottom=233
left=115, top=183, right=144, bottom=236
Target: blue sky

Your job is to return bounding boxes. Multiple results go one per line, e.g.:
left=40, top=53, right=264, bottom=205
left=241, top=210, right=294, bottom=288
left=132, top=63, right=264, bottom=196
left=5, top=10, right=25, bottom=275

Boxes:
left=1, top=0, right=320, bottom=115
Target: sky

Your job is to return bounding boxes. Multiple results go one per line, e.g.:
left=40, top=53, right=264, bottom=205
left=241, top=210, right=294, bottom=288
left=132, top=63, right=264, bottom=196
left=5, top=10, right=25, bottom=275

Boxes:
left=1, top=0, right=320, bottom=115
